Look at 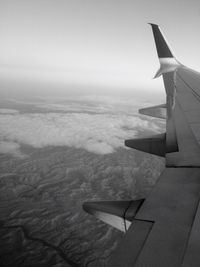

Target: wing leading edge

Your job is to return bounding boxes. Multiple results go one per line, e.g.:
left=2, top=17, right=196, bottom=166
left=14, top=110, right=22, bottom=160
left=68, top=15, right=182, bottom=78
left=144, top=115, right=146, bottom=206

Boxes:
left=83, top=24, right=200, bottom=267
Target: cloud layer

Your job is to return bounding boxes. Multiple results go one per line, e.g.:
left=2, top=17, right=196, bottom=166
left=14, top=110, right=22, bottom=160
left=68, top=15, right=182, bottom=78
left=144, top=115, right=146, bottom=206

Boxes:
left=0, top=141, right=25, bottom=158
left=0, top=112, right=161, bottom=156
left=0, top=108, right=19, bottom=114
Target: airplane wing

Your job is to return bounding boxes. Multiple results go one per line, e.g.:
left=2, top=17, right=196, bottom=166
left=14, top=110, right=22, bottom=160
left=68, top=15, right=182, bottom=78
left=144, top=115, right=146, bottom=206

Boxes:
left=83, top=24, right=200, bottom=267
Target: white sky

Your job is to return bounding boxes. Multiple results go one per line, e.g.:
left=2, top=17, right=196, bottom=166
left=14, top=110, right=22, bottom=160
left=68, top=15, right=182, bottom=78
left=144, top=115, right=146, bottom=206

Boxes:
left=0, top=0, right=200, bottom=92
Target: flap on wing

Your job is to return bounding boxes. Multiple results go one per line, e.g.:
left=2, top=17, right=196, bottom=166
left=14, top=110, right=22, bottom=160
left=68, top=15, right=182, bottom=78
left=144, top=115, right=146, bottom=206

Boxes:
left=83, top=199, right=144, bottom=232
left=125, top=133, right=166, bottom=157
left=139, top=104, right=166, bottom=119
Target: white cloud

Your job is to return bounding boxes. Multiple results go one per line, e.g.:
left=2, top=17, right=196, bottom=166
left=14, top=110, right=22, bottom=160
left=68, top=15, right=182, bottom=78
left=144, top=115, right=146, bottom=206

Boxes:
left=0, top=112, right=161, bottom=157
left=34, top=94, right=148, bottom=116
left=0, top=108, right=19, bottom=114
left=0, top=141, right=26, bottom=158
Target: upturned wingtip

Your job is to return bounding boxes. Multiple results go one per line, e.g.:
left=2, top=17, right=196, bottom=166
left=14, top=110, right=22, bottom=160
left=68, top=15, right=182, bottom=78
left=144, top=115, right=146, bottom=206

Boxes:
left=148, top=23, right=159, bottom=27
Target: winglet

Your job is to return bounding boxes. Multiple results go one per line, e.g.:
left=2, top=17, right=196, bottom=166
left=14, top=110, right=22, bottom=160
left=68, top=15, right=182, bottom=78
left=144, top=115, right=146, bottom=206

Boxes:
left=149, top=23, right=174, bottom=58
left=149, top=23, right=181, bottom=78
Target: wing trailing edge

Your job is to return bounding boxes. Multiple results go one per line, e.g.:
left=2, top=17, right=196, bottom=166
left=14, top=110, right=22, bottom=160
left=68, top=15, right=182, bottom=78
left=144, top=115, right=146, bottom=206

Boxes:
left=125, top=133, right=166, bottom=157
left=83, top=199, right=144, bottom=232
left=139, top=104, right=166, bottom=119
